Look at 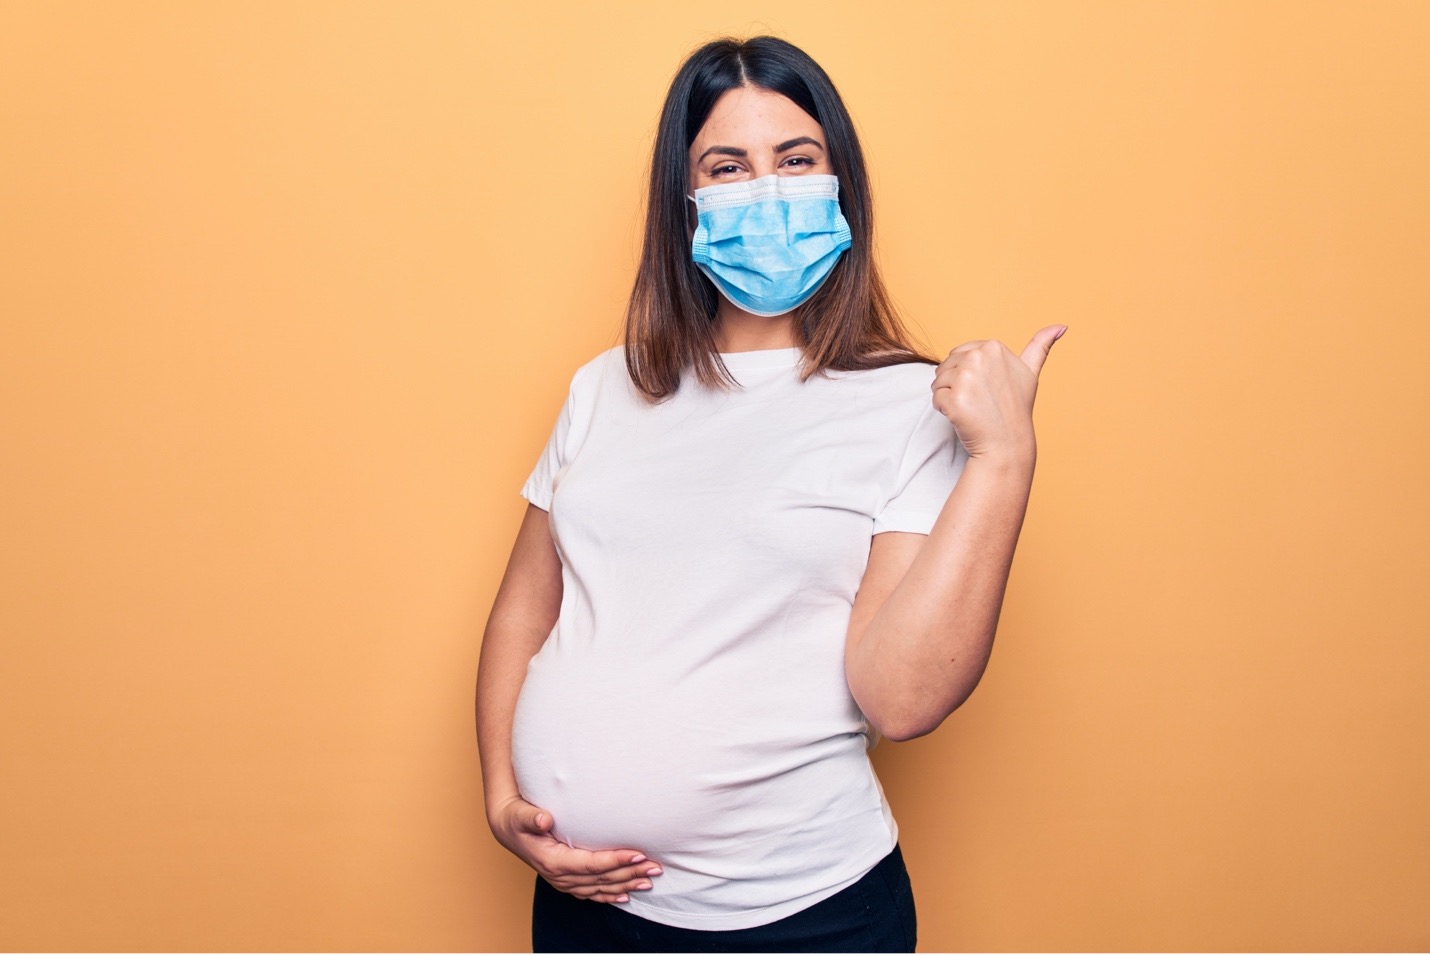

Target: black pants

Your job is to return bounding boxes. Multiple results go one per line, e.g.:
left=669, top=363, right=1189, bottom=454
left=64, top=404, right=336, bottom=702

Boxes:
left=531, top=842, right=916, bottom=953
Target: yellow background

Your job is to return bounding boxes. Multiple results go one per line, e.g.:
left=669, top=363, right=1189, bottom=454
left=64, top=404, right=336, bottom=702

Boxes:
left=2, top=1, right=1427, bottom=951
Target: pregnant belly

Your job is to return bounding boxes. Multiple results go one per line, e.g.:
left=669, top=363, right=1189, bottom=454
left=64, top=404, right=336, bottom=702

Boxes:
left=510, top=645, right=871, bottom=867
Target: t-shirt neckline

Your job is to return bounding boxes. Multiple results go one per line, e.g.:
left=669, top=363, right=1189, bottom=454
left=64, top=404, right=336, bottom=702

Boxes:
left=716, top=346, right=804, bottom=370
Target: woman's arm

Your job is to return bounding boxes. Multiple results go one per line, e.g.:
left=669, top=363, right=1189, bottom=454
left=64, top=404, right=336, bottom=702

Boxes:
left=476, top=502, right=563, bottom=815
left=477, top=503, right=661, bottom=903
left=845, top=456, right=1034, bottom=741
left=844, top=326, right=1064, bottom=742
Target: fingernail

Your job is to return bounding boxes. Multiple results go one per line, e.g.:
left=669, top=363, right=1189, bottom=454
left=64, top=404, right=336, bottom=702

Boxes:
left=636, top=881, right=652, bottom=890
left=628, top=854, right=646, bottom=864
left=645, top=866, right=663, bottom=876
left=1053, top=325, right=1068, bottom=341
left=616, top=894, right=629, bottom=903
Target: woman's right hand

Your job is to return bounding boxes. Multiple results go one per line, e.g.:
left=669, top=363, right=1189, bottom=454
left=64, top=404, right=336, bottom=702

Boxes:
left=488, top=794, right=662, bottom=904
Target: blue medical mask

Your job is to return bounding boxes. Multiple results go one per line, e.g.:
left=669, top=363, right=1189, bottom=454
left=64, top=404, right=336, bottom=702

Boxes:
left=687, top=174, right=853, bottom=317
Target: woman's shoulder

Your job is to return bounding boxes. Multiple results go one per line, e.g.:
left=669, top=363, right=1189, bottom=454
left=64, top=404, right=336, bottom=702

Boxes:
left=807, top=356, right=941, bottom=432
left=563, top=344, right=627, bottom=393
left=826, top=353, right=940, bottom=391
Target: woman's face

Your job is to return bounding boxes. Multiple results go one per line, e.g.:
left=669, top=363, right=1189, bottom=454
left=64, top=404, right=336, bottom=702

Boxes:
left=687, top=85, right=830, bottom=194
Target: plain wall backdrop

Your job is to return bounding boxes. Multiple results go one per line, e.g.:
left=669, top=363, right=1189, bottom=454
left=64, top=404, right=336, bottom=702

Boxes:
left=2, top=1, right=1427, bottom=951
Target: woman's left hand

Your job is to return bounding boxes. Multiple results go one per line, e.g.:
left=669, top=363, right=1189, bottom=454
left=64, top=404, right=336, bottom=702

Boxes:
left=931, top=325, right=1066, bottom=463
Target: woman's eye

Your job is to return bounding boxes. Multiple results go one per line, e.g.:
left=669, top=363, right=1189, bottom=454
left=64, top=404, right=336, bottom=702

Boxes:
left=713, top=164, right=740, bottom=175
left=783, top=156, right=813, bottom=168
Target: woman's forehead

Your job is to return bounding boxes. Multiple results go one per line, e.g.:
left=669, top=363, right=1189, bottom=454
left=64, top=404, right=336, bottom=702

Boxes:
left=691, top=87, right=823, bottom=151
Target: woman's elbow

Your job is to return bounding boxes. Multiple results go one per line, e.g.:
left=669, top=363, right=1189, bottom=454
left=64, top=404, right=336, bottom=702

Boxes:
left=866, top=689, right=978, bottom=743
left=873, top=712, right=940, bottom=743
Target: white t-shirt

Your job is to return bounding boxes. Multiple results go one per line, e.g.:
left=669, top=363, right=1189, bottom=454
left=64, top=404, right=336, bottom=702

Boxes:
left=511, top=344, right=968, bottom=931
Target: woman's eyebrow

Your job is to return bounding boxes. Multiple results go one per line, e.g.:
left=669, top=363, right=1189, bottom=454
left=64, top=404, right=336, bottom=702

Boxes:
left=774, top=136, right=824, bottom=153
left=696, top=137, right=826, bottom=163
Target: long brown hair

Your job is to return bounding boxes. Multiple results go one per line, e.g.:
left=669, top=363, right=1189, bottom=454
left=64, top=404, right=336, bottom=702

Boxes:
left=623, top=35, right=940, bottom=403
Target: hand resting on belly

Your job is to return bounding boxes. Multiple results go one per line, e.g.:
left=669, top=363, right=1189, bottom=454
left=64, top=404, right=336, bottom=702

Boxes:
left=487, top=792, right=664, bottom=904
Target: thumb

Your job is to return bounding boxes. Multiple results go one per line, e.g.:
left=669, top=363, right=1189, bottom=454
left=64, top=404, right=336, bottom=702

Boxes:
left=1020, top=324, right=1067, bottom=376
left=522, top=804, right=554, bottom=834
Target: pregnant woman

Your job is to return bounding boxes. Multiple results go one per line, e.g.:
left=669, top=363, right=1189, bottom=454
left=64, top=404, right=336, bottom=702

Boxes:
left=476, top=34, right=1064, bottom=953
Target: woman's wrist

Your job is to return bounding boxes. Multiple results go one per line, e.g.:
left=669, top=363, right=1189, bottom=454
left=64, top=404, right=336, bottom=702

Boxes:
left=482, top=778, right=522, bottom=823
left=965, top=440, right=1037, bottom=480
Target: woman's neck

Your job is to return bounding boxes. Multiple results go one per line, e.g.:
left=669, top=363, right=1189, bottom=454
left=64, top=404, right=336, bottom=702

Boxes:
left=712, top=302, right=798, bottom=353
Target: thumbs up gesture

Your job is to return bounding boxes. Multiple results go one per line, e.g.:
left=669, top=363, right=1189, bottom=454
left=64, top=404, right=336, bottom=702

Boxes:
left=930, top=324, right=1066, bottom=464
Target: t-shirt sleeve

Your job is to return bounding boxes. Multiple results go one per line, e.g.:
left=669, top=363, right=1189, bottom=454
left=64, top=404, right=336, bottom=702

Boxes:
left=519, top=371, right=581, bottom=513
left=872, top=400, right=970, bottom=535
